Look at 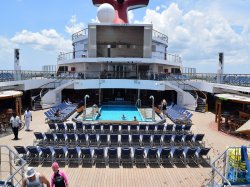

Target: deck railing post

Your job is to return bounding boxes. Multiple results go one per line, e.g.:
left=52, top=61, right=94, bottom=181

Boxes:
left=9, top=149, right=13, bottom=184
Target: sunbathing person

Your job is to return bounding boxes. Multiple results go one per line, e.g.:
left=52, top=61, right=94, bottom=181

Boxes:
left=54, top=109, right=61, bottom=117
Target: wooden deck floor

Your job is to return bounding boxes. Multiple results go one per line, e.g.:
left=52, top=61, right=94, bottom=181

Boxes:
left=0, top=110, right=249, bottom=187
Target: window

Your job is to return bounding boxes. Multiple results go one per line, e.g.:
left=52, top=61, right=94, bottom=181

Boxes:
left=152, top=45, right=156, bottom=52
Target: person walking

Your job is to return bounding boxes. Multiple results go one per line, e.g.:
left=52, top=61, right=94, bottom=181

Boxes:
left=50, top=162, right=69, bottom=187
left=24, top=108, right=32, bottom=131
left=22, top=167, right=50, bottom=187
left=161, top=99, right=167, bottom=118
left=10, top=112, right=21, bottom=140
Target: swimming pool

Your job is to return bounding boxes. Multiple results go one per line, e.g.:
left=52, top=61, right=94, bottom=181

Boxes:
left=95, top=105, right=145, bottom=121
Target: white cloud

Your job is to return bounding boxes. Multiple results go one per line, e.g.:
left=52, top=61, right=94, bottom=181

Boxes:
left=0, top=37, right=17, bottom=70
left=136, top=3, right=250, bottom=73
left=128, top=10, right=134, bottom=23
left=11, top=29, right=71, bottom=51
left=65, top=15, right=85, bottom=35
left=0, top=16, right=87, bottom=70
left=0, top=36, right=16, bottom=54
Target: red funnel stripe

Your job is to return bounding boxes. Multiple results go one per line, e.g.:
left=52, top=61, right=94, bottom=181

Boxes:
left=92, top=0, right=149, bottom=23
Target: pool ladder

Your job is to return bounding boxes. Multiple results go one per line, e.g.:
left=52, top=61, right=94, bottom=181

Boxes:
left=135, top=99, right=141, bottom=108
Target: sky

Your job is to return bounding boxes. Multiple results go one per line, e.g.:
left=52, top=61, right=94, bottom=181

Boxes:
left=0, top=0, right=250, bottom=73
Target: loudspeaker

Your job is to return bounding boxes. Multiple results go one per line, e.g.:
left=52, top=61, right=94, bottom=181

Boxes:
left=219, top=52, right=223, bottom=66
left=15, top=49, right=19, bottom=60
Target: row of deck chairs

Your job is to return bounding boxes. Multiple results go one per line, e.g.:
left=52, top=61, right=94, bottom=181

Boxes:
left=14, top=146, right=210, bottom=166
left=44, top=103, right=76, bottom=122
left=34, top=132, right=205, bottom=148
left=48, top=123, right=192, bottom=135
left=166, top=105, right=193, bottom=124
left=0, top=72, right=14, bottom=81
left=223, top=75, right=250, bottom=86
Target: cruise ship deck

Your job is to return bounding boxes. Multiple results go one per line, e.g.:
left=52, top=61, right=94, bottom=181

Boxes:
left=1, top=1, right=250, bottom=186
left=1, top=110, right=249, bottom=187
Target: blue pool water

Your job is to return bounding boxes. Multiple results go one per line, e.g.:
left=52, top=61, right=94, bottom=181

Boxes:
left=95, top=105, right=145, bottom=121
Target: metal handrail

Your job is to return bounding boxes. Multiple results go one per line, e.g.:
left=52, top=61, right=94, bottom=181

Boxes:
left=152, top=29, right=168, bottom=43
left=135, top=99, right=141, bottom=108
left=57, top=50, right=181, bottom=63
left=208, top=147, right=232, bottom=186
left=72, top=28, right=88, bottom=41
left=208, top=146, right=250, bottom=187
left=170, top=74, right=208, bottom=101
left=1, top=70, right=250, bottom=87
left=71, top=28, right=168, bottom=43
left=0, top=145, right=27, bottom=186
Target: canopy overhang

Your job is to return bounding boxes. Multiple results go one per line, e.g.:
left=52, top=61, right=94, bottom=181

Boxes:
left=215, top=93, right=250, bottom=104
left=236, top=119, right=250, bottom=134
left=0, top=90, right=23, bottom=100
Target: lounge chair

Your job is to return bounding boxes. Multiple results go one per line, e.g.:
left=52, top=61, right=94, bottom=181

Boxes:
left=68, top=147, right=82, bottom=165
left=147, top=148, right=159, bottom=165
left=81, top=148, right=93, bottom=164
left=160, top=147, right=171, bottom=163
left=120, top=147, right=133, bottom=165
left=107, top=148, right=119, bottom=165
left=134, top=148, right=146, bottom=164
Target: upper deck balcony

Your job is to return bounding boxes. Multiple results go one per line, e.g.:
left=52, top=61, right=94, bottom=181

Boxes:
left=57, top=50, right=182, bottom=66
left=72, top=28, right=168, bottom=44
left=72, top=28, right=88, bottom=42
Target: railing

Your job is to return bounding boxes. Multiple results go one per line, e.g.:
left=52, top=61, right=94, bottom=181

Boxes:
left=57, top=50, right=181, bottom=63
left=72, top=28, right=88, bottom=41
left=0, top=70, right=56, bottom=83
left=152, top=29, right=168, bottom=43
left=71, top=28, right=168, bottom=43
left=206, top=147, right=231, bottom=186
left=135, top=99, right=141, bottom=108
left=0, top=145, right=26, bottom=186
left=57, top=50, right=87, bottom=61
left=151, top=51, right=182, bottom=63
left=207, top=146, right=250, bottom=187
left=1, top=70, right=250, bottom=87
left=170, top=74, right=207, bottom=100
left=31, top=78, right=66, bottom=110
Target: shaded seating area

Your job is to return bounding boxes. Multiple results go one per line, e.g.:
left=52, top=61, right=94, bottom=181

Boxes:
left=215, top=94, right=250, bottom=139
left=44, top=103, right=77, bottom=122
left=0, top=91, right=23, bottom=136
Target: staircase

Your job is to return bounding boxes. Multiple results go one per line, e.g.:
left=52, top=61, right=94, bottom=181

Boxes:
left=32, top=78, right=64, bottom=110
left=170, top=75, right=207, bottom=113
left=41, top=80, right=75, bottom=108
left=33, top=97, right=43, bottom=110
left=196, top=97, right=206, bottom=113
left=164, top=81, right=197, bottom=110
